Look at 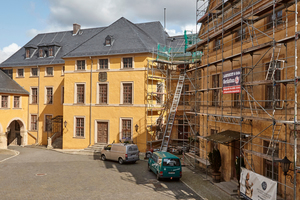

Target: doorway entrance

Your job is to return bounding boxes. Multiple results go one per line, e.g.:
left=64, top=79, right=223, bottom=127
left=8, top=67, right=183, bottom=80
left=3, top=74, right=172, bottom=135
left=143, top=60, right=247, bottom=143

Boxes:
left=97, top=122, right=108, bottom=143
left=7, top=120, right=25, bottom=146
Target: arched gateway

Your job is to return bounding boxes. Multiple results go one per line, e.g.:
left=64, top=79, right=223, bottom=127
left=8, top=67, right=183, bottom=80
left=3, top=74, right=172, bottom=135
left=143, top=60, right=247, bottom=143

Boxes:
left=6, top=118, right=27, bottom=147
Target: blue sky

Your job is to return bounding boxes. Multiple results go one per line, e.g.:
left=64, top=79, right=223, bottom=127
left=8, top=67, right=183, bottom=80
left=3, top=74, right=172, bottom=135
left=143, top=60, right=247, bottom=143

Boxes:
left=0, top=0, right=197, bottom=63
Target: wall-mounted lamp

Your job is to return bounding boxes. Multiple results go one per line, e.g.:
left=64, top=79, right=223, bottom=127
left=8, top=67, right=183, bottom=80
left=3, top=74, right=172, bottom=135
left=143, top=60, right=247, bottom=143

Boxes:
left=64, top=120, right=67, bottom=128
left=135, top=124, right=139, bottom=132
left=279, top=156, right=294, bottom=184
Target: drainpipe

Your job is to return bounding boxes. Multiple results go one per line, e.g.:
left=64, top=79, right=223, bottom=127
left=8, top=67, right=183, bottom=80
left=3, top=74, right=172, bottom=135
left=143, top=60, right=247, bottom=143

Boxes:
left=89, top=57, right=93, bottom=147
left=36, top=65, right=40, bottom=145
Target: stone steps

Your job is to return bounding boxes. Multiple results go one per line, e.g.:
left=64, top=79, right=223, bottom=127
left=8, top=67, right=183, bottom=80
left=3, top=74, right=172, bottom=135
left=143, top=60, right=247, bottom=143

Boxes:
left=82, top=143, right=106, bottom=152
left=52, top=137, right=62, bottom=149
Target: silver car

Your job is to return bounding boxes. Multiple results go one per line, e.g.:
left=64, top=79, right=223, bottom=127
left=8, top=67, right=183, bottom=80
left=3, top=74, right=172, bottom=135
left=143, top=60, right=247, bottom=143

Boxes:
left=100, top=143, right=139, bottom=164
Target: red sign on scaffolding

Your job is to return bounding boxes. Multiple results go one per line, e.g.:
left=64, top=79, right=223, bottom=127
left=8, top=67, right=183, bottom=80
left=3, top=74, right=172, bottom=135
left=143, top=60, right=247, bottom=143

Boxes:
left=223, top=68, right=241, bottom=94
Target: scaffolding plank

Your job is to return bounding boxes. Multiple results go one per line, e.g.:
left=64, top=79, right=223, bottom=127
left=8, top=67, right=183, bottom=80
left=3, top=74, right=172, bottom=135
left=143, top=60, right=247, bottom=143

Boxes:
left=185, top=152, right=210, bottom=166
left=243, top=149, right=280, bottom=161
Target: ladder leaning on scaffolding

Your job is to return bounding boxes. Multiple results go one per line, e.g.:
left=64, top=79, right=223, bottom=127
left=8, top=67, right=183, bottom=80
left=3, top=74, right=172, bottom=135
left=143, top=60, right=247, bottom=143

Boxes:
left=160, top=74, right=185, bottom=152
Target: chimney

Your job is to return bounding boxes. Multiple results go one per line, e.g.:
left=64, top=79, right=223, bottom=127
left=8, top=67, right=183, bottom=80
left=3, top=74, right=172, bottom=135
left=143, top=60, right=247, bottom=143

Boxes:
left=73, top=23, right=81, bottom=35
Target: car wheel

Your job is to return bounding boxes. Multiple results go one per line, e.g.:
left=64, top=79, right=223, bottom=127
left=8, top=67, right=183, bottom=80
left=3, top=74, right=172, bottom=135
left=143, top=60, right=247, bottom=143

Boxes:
left=118, top=158, right=124, bottom=165
left=156, top=172, right=160, bottom=180
left=101, top=154, right=106, bottom=161
left=148, top=164, right=151, bottom=171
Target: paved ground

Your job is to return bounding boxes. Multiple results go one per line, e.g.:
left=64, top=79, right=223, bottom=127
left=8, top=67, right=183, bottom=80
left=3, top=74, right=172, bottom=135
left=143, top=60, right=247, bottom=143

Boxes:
left=0, top=146, right=236, bottom=200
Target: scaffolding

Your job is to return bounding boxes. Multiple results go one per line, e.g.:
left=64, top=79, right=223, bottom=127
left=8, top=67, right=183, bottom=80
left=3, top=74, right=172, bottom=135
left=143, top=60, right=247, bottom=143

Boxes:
left=181, top=0, right=299, bottom=199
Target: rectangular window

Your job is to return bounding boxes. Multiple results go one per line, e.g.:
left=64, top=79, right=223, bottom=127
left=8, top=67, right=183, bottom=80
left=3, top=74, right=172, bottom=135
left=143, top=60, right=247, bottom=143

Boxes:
left=265, top=63, right=281, bottom=108
left=263, top=141, right=279, bottom=181
left=157, top=83, right=163, bottom=104
left=46, top=87, right=53, bottom=104
left=31, top=115, right=37, bottom=131
left=31, top=88, right=38, bottom=104
left=215, top=38, right=221, bottom=50
left=123, top=57, right=133, bottom=68
left=77, top=60, right=85, bottom=70
left=212, top=74, right=220, bottom=106
left=236, top=28, right=246, bottom=42
left=267, top=10, right=283, bottom=29
left=26, top=49, right=30, bottom=58
left=99, top=84, right=107, bottom=104
left=76, top=118, right=84, bottom=137
left=46, top=67, right=53, bottom=76
left=123, top=83, right=132, bottom=104
left=49, top=47, right=53, bottom=57
left=122, top=119, right=131, bottom=140
left=62, top=87, right=64, bottom=104
left=17, top=69, right=24, bottom=77
left=62, top=66, right=65, bottom=76
left=1, top=96, right=8, bottom=108
left=45, top=115, right=52, bottom=132
left=39, top=49, right=43, bottom=58
left=14, top=96, right=20, bottom=108
left=99, top=59, right=108, bottom=69
left=77, top=84, right=85, bottom=104
left=31, top=68, right=38, bottom=77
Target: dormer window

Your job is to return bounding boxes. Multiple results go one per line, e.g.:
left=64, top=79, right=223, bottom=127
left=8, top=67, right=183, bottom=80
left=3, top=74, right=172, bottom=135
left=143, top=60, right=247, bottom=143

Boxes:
left=39, top=49, right=43, bottom=58
left=105, top=35, right=113, bottom=46
left=26, top=49, right=30, bottom=58
left=49, top=47, right=53, bottom=57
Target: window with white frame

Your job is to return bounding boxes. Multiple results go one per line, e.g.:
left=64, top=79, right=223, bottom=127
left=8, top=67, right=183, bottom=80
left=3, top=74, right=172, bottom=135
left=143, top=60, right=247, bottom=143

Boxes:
left=31, top=87, right=38, bottom=104
left=98, top=84, right=108, bottom=104
left=123, top=57, right=133, bottom=68
left=13, top=96, right=20, bottom=108
left=61, top=86, right=64, bottom=104
left=17, top=69, right=24, bottom=78
left=121, top=119, right=132, bottom=140
left=39, top=49, right=43, bottom=58
left=122, top=83, right=133, bottom=104
left=76, top=84, right=85, bottom=104
left=31, top=68, right=38, bottom=77
left=31, top=114, right=38, bottom=131
left=75, top=117, right=85, bottom=137
left=61, top=66, right=65, bottom=76
left=45, top=87, right=53, bottom=104
left=49, top=47, right=54, bottom=57
left=45, top=115, right=52, bottom=132
left=1, top=95, right=8, bottom=108
left=26, top=49, right=30, bottom=58
left=76, top=60, right=85, bottom=70
left=99, top=59, right=108, bottom=69
left=45, top=67, right=53, bottom=76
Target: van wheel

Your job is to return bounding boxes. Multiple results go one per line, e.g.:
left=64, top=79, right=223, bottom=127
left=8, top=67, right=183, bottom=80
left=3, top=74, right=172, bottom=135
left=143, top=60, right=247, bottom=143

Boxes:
left=118, top=158, right=124, bottom=164
left=148, top=164, right=151, bottom=171
left=101, top=154, right=106, bottom=161
left=156, top=172, right=160, bottom=180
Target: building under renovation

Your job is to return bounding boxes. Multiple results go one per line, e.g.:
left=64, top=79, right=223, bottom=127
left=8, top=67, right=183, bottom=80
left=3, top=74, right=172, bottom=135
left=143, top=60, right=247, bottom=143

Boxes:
left=147, top=0, right=300, bottom=199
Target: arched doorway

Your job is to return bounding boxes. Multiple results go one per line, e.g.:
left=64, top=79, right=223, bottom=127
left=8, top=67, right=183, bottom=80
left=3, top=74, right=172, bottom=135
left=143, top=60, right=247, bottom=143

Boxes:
left=6, top=119, right=26, bottom=146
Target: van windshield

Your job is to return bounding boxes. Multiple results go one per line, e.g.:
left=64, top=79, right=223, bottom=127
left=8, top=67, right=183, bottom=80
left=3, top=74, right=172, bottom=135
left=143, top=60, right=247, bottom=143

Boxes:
left=162, top=158, right=180, bottom=166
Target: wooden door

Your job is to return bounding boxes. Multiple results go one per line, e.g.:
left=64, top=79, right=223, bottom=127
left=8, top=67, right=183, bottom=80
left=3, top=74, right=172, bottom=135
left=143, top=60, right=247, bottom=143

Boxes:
left=97, top=122, right=108, bottom=143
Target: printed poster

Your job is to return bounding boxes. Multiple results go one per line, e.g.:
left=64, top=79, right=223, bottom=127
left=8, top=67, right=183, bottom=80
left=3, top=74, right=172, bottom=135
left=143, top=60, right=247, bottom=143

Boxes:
left=240, top=167, right=277, bottom=200
left=223, top=68, right=241, bottom=94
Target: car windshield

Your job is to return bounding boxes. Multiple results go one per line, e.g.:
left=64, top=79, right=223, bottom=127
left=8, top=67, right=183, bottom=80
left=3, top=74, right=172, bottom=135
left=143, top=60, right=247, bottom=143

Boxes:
left=162, top=158, right=180, bottom=166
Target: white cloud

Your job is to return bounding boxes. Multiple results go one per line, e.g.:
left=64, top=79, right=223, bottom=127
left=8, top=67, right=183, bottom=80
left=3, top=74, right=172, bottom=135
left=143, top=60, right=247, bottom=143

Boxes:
left=0, top=43, right=21, bottom=64
left=35, top=0, right=196, bottom=36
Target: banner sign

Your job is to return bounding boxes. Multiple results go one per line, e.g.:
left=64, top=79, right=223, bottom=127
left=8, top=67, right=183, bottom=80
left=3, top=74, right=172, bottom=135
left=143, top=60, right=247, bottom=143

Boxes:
left=240, top=168, right=277, bottom=200
left=223, top=68, right=241, bottom=94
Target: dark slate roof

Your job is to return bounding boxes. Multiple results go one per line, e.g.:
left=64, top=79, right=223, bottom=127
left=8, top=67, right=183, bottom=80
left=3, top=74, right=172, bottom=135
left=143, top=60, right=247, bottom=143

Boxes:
left=0, top=70, right=29, bottom=95
left=0, top=27, right=105, bottom=67
left=64, top=17, right=168, bottom=58
left=0, top=17, right=169, bottom=67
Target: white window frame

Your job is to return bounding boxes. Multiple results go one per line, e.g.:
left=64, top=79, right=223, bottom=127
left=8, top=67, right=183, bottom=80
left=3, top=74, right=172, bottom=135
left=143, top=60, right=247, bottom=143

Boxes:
left=13, top=96, right=21, bottom=109
left=75, top=60, right=86, bottom=71
left=44, top=86, right=54, bottom=105
left=44, top=114, right=53, bottom=132
left=30, top=114, right=38, bottom=131
left=97, top=82, right=109, bottom=104
left=74, top=116, right=86, bottom=138
left=94, top=120, right=110, bottom=143
left=61, top=66, right=65, bottom=76
left=119, top=117, right=133, bottom=141
left=0, top=95, right=10, bottom=108
left=98, top=58, right=110, bottom=70
left=74, top=83, right=86, bottom=104
left=30, top=87, right=38, bottom=104
left=120, top=82, right=134, bottom=104
left=121, top=57, right=134, bottom=69
left=45, top=67, right=54, bottom=76
left=30, top=67, right=39, bottom=77
left=16, top=68, right=24, bottom=78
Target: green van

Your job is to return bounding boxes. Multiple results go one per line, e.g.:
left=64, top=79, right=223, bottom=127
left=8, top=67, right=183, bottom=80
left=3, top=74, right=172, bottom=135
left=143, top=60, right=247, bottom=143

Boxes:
left=148, top=151, right=182, bottom=180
